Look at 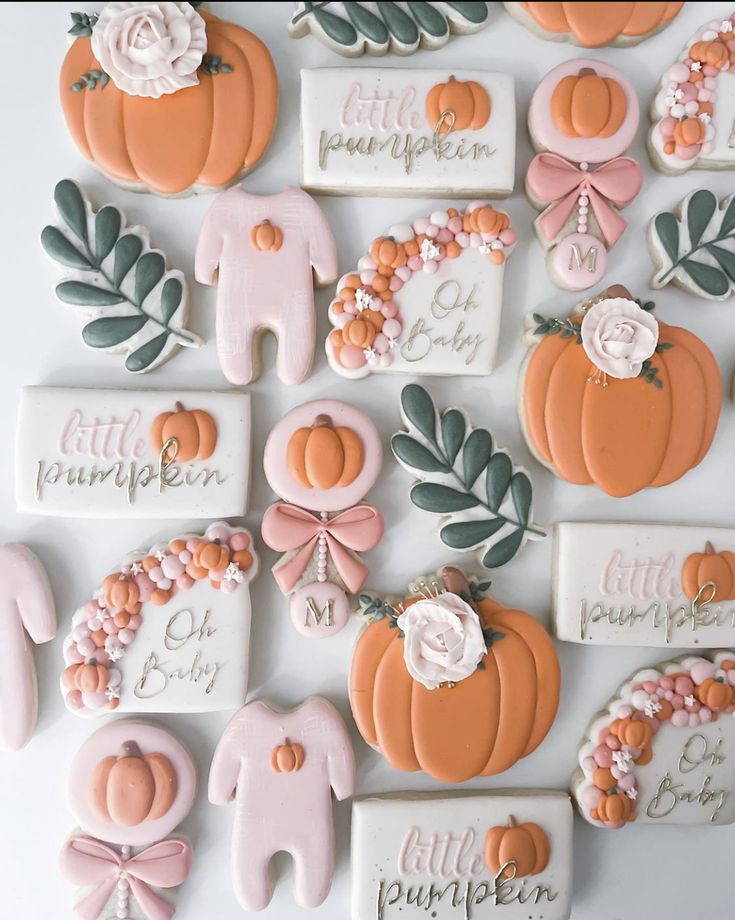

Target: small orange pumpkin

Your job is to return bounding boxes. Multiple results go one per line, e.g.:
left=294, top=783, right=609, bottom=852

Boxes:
left=609, top=717, right=652, bottom=751
left=250, top=219, right=283, bottom=252
left=695, top=677, right=734, bottom=712
left=193, top=539, right=231, bottom=573
left=483, top=816, right=550, bottom=879
left=102, top=573, right=141, bottom=615
left=591, top=790, right=634, bottom=825
left=342, top=318, right=377, bottom=350
left=681, top=542, right=735, bottom=602
left=149, top=402, right=218, bottom=463
left=63, top=660, right=110, bottom=694
left=270, top=738, right=305, bottom=773
left=370, top=237, right=407, bottom=271
left=286, top=414, right=365, bottom=490
left=517, top=2, right=684, bottom=48
left=425, top=75, right=491, bottom=134
left=673, top=116, right=706, bottom=148
left=464, top=205, right=509, bottom=236
left=88, top=740, right=177, bottom=827
left=690, top=40, right=729, bottom=69
left=550, top=67, right=627, bottom=138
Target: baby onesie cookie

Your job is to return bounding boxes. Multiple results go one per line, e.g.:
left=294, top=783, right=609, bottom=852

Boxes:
left=554, top=522, right=735, bottom=646
left=0, top=544, right=56, bottom=752
left=302, top=67, right=515, bottom=197
left=196, top=185, right=338, bottom=386
left=41, top=179, right=201, bottom=373
left=289, top=3, right=489, bottom=56
left=16, top=386, right=251, bottom=518
left=209, top=697, right=355, bottom=911
left=327, top=202, right=516, bottom=378
left=60, top=720, right=195, bottom=919
left=649, top=188, right=735, bottom=299
left=352, top=565, right=560, bottom=782
left=352, top=791, right=573, bottom=920
left=61, top=522, right=258, bottom=717
left=649, top=13, right=735, bottom=174
left=504, top=2, right=683, bottom=47
left=261, top=400, right=383, bottom=638
left=526, top=60, right=642, bottom=290
left=519, top=284, right=721, bottom=497
left=391, top=384, right=545, bottom=568
left=60, top=2, right=278, bottom=196
left=574, top=651, right=735, bottom=827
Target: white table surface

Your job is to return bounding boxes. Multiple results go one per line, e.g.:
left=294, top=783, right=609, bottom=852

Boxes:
left=1, top=2, right=733, bottom=917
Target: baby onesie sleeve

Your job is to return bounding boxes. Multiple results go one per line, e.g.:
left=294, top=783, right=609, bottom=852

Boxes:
left=9, top=546, right=56, bottom=643
left=301, top=193, right=339, bottom=286
left=208, top=708, right=249, bottom=805
left=324, top=704, right=356, bottom=801
left=195, top=194, right=230, bottom=287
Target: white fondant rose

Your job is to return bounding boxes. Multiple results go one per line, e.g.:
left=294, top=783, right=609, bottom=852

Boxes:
left=92, top=1, right=207, bottom=99
left=396, top=593, right=486, bottom=690
left=580, top=297, right=659, bottom=379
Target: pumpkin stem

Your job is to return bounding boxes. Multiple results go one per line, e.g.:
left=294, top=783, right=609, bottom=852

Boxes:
left=313, top=414, right=332, bottom=429
left=121, top=740, right=143, bottom=760
left=705, top=541, right=715, bottom=554
left=441, top=565, right=472, bottom=602
left=578, top=67, right=597, bottom=77
left=604, top=284, right=632, bottom=300
left=174, top=401, right=184, bottom=412
left=507, top=815, right=517, bottom=828
left=262, top=219, right=271, bottom=226
left=448, top=75, right=456, bottom=82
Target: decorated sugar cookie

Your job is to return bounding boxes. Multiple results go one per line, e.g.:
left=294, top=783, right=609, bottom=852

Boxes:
left=289, top=2, right=489, bottom=56
left=60, top=3, right=278, bottom=196
left=504, top=2, right=683, bottom=47
left=60, top=720, right=196, bottom=919
left=61, top=521, right=258, bottom=717
left=41, top=180, right=201, bottom=373
left=196, top=186, right=338, bottom=386
left=327, top=203, right=516, bottom=378
left=649, top=12, right=735, bottom=174
left=526, top=60, right=642, bottom=290
left=574, top=652, right=735, bottom=827
left=301, top=68, right=515, bottom=197
left=391, top=385, right=545, bottom=568
left=16, top=386, right=251, bottom=518
left=261, top=401, right=383, bottom=638
left=0, top=544, right=56, bottom=752
left=649, top=189, right=735, bottom=299
left=554, top=522, right=735, bottom=646
left=209, top=697, right=355, bottom=911
left=352, top=792, right=573, bottom=920
left=351, top=566, right=560, bottom=782
left=519, top=284, right=721, bottom=497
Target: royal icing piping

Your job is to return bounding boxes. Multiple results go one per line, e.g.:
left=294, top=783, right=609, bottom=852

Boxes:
left=351, top=566, right=560, bottom=782
left=0, top=544, right=56, bottom=752
left=195, top=185, right=338, bottom=386
left=327, top=203, right=515, bottom=378
left=574, top=652, right=735, bottom=828
left=61, top=521, right=258, bottom=717
left=209, top=697, right=355, bottom=911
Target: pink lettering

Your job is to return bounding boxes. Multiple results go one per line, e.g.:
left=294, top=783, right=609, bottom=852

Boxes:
left=397, top=827, right=483, bottom=879
left=600, top=550, right=680, bottom=601
left=339, top=82, right=421, bottom=132
left=57, top=410, right=145, bottom=461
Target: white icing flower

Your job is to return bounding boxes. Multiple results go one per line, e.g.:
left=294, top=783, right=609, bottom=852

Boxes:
left=612, top=749, right=633, bottom=773
left=691, top=61, right=702, bottom=72
left=106, top=647, right=124, bottom=662
left=363, top=347, right=378, bottom=363
left=721, top=19, right=733, bottom=33
left=354, top=288, right=371, bottom=312
left=224, top=562, right=244, bottom=584
left=644, top=698, right=663, bottom=718
left=105, top=685, right=121, bottom=700
left=580, top=297, right=658, bottom=380
left=396, top=592, right=487, bottom=691
left=626, top=788, right=638, bottom=801
left=154, top=549, right=167, bottom=562
left=420, top=238, right=440, bottom=263
left=129, top=561, right=144, bottom=576
left=91, top=1, right=207, bottom=99
left=387, top=337, right=398, bottom=351
left=684, top=694, right=696, bottom=707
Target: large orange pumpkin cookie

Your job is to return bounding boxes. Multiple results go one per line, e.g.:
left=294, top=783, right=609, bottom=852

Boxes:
left=519, top=284, right=721, bottom=497
left=351, top=565, right=560, bottom=782
left=60, top=3, right=278, bottom=196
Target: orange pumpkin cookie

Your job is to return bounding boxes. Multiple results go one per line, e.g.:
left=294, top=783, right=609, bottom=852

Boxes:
left=351, top=565, right=560, bottom=782
left=519, top=284, right=721, bottom=497
left=60, top=3, right=278, bottom=196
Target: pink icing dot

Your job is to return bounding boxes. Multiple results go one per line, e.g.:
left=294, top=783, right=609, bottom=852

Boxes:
left=499, top=228, right=517, bottom=246
left=106, top=635, right=123, bottom=651
left=413, top=217, right=430, bottom=235
left=700, top=707, right=712, bottom=723
left=644, top=679, right=660, bottom=693
left=136, top=574, right=155, bottom=602
left=360, top=269, right=377, bottom=286
left=339, top=344, right=367, bottom=370
left=698, top=89, right=713, bottom=102
left=395, top=266, right=411, bottom=283
left=423, top=260, right=438, bottom=275
left=128, top=614, right=142, bottom=631
left=108, top=668, right=122, bottom=687
left=455, top=232, right=470, bottom=248
left=617, top=774, right=635, bottom=792
left=671, top=710, right=689, bottom=728
left=73, top=625, right=91, bottom=642
left=177, top=573, right=194, bottom=590
left=658, top=676, right=674, bottom=691
left=333, top=311, right=350, bottom=329
left=149, top=566, right=164, bottom=583
left=357, top=255, right=376, bottom=272
left=206, top=524, right=230, bottom=542
left=702, top=141, right=715, bottom=156
left=606, top=735, right=621, bottom=751
left=118, top=628, right=135, bottom=646
left=691, top=661, right=715, bottom=684
left=469, top=232, right=482, bottom=248
left=678, top=82, right=698, bottom=103
left=610, top=765, right=624, bottom=781
left=425, top=224, right=439, bottom=239
left=688, top=712, right=701, bottom=728
left=82, top=691, right=108, bottom=710
left=66, top=647, right=83, bottom=665
left=83, top=600, right=100, bottom=617
left=379, top=352, right=394, bottom=368
left=583, top=755, right=596, bottom=771
left=381, top=301, right=398, bottom=319
left=186, top=537, right=203, bottom=552
left=178, top=549, right=193, bottom=564
left=668, top=62, right=690, bottom=83
left=77, top=638, right=96, bottom=658
left=703, top=64, right=719, bottom=78
left=66, top=690, right=83, bottom=710
left=436, top=228, right=453, bottom=244
left=221, top=579, right=237, bottom=594
left=617, top=705, right=634, bottom=718
left=230, top=532, right=250, bottom=552
left=389, top=275, right=403, bottom=293
left=103, top=619, right=117, bottom=635
left=382, top=318, right=402, bottom=340
left=161, top=555, right=185, bottom=579
left=664, top=690, right=674, bottom=701
left=598, top=725, right=611, bottom=740
left=703, top=76, right=716, bottom=90
left=407, top=255, right=423, bottom=272
left=580, top=785, right=602, bottom=809
left=373, top=333, right=388, bottom=352
left=659, top=116, right=675, bottom=139
left=448, top=217, right=463, bottom=234
left=594, top=745, right=613, bottom=768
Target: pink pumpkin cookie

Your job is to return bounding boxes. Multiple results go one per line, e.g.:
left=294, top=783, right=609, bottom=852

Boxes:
left=261, top=400, right=383, bottom=638
left=527, top=59, right=642, bottom=290
left=0, top=544, right=56, bottom=752
left=209, top=697, right=355, bottom=911
left=60, top=720, right=196, bottom=919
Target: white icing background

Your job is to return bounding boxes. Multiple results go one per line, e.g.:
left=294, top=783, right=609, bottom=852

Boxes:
left=1, top=2, right=733, bottom=917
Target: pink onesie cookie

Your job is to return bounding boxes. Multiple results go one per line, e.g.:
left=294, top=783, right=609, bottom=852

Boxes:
left=60, top=720, right=196, bottom=919
left=195, top=186, right=339, bottom=386
left=0, top=544, right=56, bottom=751
left=209, top=697, right=355, bottom=911
left=261, top=400, right=384, bottom=637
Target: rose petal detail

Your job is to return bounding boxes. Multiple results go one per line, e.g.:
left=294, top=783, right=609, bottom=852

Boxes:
left=580, top=297, right=659, bottom=380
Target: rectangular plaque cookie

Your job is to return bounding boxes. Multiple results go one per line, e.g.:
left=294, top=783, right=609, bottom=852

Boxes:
left=16, top=386, right=250, bottom=518
left=301, top=67, right=516, bottom=197
left=554, top=521, right=735, bottom=647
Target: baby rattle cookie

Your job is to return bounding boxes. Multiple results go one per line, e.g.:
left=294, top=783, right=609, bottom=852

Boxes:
left=61, top=522, right=258, bottom=717
left=261, top=400, right=383, bottom=637
left=196, top=186, right=338, bottom=386
left=352, top=565, right=559, bottom=782
left=574, top=652, right=735, bottom=828
left=0, top=544, right=56, bottom=752
left=60, top=2, right=278, bottom=196
left=504, top=2, right=683, bottom=48
left=526, top=59, right=642, bottom=290
left=209, top=697, right=355, bottom=911
left=352, top=791, right=573, bottom=920
left=60, top=719, right=196, bottom=919
left=519, top=284, right=721, bottom=497
left=391, top=384, right=545, bottom=568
